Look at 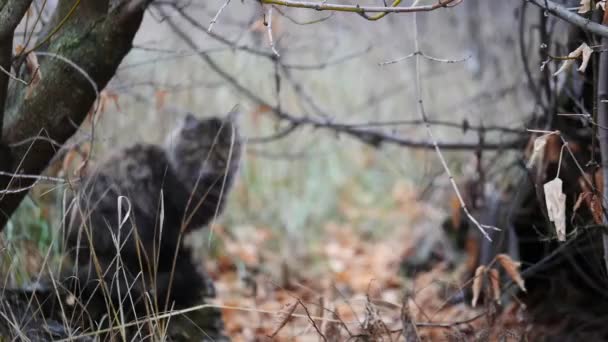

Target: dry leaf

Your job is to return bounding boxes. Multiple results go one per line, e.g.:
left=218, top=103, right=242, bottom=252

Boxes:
left=578, top=43, right=593, bottom=73
left=554, top=43, right=593, bottom=76
left=24, top=52, right=42, bottom=100
left=527, top=134, right=549, bottom=168
left=579, top=0, right=591, bottom=13
left=573, top=192, right=591, bottom=216
left=472, top=265, right=486, bottom=307
left=554, top=59, right=576, bottom=76
left=589, top=194, right=603, bottom=225
left=488, top=268, right=501, bottom=304
left=544, top=177, right=567, bottom=241
left=98, top=90, right=120, bottom=114
left=496, top=254, right=526, bottom=292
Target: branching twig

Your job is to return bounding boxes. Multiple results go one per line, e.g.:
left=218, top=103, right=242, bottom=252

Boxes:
left=380, top=51, right=470, bottom=66
left=207, top=0, right=231, bottom=33
left=410, top=13, right=496, bottom=241
left=166, top=10, right=525, bottom=152
left=266, top=5, right=280, bottom=57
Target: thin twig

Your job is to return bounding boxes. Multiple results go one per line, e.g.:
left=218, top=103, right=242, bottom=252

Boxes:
left=410, top=13, right=496, bottom=241
left=259, top=0, right=459, bottom=16
left=207, top=0, right=231, bottom=33
left=0, top=65, right=28, bottom=85
left=380, top=51, right=470, bottom=66
left=266, top=6, right=280, bottom=57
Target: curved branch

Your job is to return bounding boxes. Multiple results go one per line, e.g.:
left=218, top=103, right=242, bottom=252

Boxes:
left=165, top=12, right=525, bottom=151
left=527, top=0, right=608, bottom=38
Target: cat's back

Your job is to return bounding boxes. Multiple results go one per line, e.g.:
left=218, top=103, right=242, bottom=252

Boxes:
left=79, top=144, right=171, bottom=216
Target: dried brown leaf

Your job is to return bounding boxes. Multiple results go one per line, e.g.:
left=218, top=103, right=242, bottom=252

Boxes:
left=488, top=268, right=501, bottom=305
left=544, top=177, right=567, bottom=241
left=590, top=194, right=603, bottom=225
left=578, top=43, right=593, bottom=73
left=554, top=43, right=592, bottom=76
left=496, top=254, right=526, bottom=292
left=526, top=134, right=549, bottom=168
left=554, top=59, right=576, bottom=76
left=24, top=52, right=42, bottom=100
left=472, top=265, right=486, bottom=307
left=579, top=0, right=591, bottom=13
left=573, top=192, right=591, bottom=216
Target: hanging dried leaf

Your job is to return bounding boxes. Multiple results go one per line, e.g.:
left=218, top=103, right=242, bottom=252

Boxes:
left=24, top=52, right=42, bottom=100
left=589, top=194, right=604, bottom=225
left=544, top=177, right=567, bottom=241
left=573, top=192, right=591, bottom=217
left=488, top=268, right=501, bottom=304
left=595, top=169, right=604, bottom=196
left=472, top=265, right=486, bottom=307
left=527, top=134, right=549, bottom=168
left=554, top=43, right=593, bottom=76
left=545, top=134, right=563, bottom=163
left=554, top=59, right=576, bottom=76
left=579, top=0, right=591, bottom=13
left=578, top=43, right=593, bottom=73
left=496, top=254, right=526, bottom=292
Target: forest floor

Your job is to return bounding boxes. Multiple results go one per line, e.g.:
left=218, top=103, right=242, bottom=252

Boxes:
left=203, top=186, right=531, bottom=341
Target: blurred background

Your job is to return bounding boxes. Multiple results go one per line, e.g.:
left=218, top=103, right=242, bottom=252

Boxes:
left=3, top=1, right=547, bottom=339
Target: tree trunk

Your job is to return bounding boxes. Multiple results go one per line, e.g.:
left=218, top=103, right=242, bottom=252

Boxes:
left=597, top=12, right=608, bottom=272
left=0, top=2, right=146, bottom=229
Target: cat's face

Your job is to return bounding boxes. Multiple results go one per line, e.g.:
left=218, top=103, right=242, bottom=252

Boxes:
left=165, top=113, right=241, bottom=183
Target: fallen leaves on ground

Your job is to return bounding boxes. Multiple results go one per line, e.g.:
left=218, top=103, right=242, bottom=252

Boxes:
left=204, top=183, right=531, bottom=341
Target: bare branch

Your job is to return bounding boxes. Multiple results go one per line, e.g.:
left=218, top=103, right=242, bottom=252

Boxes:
left=528, top=0, right=608, bottom=38
left=208, top=0, right=231, bottom=33
left=410, top=12, right=496, bottom=241
left=163, top=10, right=524, bottom=151
left=259, top=0, right=459, bottom=16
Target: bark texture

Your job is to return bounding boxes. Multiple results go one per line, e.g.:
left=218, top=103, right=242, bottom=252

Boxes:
left=0, top=1, right=145, bottom=227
